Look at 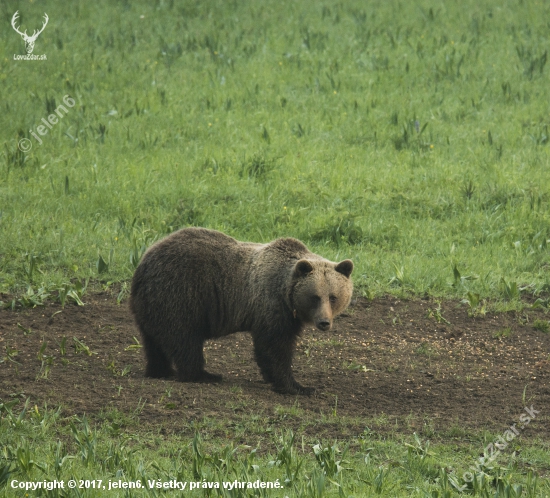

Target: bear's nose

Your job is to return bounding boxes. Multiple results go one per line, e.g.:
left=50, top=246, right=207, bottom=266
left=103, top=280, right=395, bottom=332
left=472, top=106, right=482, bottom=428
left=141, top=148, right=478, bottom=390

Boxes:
left=317, top=320, right=331, bottom=331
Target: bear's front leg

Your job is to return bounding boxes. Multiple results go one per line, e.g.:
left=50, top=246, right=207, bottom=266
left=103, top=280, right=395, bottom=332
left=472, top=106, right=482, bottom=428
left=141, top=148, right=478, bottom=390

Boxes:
left=252, top=333, right=314, bottom=395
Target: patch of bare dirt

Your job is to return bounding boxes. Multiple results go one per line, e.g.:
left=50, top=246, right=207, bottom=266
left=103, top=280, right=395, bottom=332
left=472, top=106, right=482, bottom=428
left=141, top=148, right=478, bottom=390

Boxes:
left=0, top=294, right=549, bottom=440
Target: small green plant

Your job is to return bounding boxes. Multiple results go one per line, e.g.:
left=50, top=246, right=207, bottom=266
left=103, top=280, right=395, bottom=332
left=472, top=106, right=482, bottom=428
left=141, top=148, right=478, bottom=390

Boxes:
left=404, top=433, right=439, bottom=480
left=8, top=437, right=46, bottom=476
left=124, top=336, right=142, bottom=351
left=494, top=327, right=513, bottom=339
left=4, top=345, right=20, bottom=365
left=528, top=123, right=549, bottom=146
left=437, top=468, right=455, bottom=498
left=59, top=336, right=67, bottom=356
left=313, top=212, right=364, bottom=246
left=452, top=264, right=478, bottom=288
left=191, top=432, right=208, bottom=480
left=73, top=337, right=92, bottom=355
left=361, top=466, right=393, bottom=494
left=0, top=398, right=27, bottom=428
left=4, top=140, right=27, bottom=170
left=52, top=441, right=74, bottom=479
left=30, top=404, right=61, bottom=431
left=312, top=441, right=349, bottom=478
left=106, top=358, right=132, bottom=377
left=239, top=153, right=276, bottom=179
left=21, top=253, right=42, bottom=282
left=210, top=443, right=239, bottom=473
left=16, top=285, right=51, bottom=308
left=426, top=301, right=450, bottom=325
left=97, top=250, right=113, bottom=274
left=343, top=360, right=363, bottom=370
left=389, top=264, right=406, bottom=287
left=415, top=342, right=436, bottom=357
left=301, top=467, right=326, bottom=498
left=462, top=291, right=487, bottom=316
left=36, top=340, right=48, bottom=361
left=58, top=278, right=88, bottom=307
left=117, top=281, right=129, bottom=304
left=35, top=340, right=54, bottom=379
left=533, top=319, right=549, bottom=334
left=70, top=416, right=97, bottom=467
left=516, top=44, right=547, bottom=79
left=269, top=431, right=304, bottom=486
left=37, top=356, right=54, bottom=379
left=361, top=288, right=375, bottom=300
left=461, top=179, right=476, bottom=201
left=158, top=386, right=173, bottom=406
left=501, top=278, right=520, bottom=300
left=129, top=238, right=147, bottom=269
left=392, top=118, right=429, bottom=151
left=292, top=122, right=305, bottom=138
left=16, top=323, right=32, bottom=335
left=531, top=297, right=549, bottom=309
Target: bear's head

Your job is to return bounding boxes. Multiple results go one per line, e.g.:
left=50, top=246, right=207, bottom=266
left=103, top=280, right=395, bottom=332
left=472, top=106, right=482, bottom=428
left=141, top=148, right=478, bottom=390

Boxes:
left=291, top=259, right=353, bottom=331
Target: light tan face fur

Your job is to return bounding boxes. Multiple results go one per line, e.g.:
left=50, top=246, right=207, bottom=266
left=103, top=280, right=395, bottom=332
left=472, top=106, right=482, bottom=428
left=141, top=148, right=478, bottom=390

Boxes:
left=292, top=259, right=353, bottom=331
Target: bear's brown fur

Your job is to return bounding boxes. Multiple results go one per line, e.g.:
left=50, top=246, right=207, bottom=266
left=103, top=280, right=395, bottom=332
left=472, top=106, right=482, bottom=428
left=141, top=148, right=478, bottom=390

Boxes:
left=130, top=227, right=353, bottom=394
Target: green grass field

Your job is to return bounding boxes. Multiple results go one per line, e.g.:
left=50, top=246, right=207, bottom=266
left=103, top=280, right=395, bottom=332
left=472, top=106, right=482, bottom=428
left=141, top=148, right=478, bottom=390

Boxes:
left=1, top=0, right=550, bottom=496
left=2, top=0, right=550, bottom=302
left=1, top=401, right=549, bottom=497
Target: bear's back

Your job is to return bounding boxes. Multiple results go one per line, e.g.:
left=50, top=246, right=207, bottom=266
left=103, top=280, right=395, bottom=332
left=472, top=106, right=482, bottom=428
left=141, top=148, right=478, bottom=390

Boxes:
left=131, top=228, right=257, bottom=334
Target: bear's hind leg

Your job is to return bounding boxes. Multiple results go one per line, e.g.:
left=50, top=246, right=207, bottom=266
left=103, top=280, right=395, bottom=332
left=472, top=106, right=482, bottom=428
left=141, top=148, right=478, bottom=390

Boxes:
left=172, top=336, right=222, bottom=383
left=142, top=334, right=174, bottom=378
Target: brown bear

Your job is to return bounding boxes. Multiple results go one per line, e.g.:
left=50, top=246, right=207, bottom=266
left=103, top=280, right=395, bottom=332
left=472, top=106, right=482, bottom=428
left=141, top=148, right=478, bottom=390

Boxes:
left=130, top=227, right=353, bottom=394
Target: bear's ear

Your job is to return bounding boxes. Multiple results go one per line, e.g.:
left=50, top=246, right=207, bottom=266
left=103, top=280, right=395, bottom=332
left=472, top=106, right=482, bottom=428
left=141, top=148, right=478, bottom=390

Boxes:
left=294, top=259, right=314, bottom=277
left=335, top=259, right=353, bottom=278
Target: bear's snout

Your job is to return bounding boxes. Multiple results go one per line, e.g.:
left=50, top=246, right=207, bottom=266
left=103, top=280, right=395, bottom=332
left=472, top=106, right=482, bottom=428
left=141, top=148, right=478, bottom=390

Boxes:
left=316, top=319, right=332, bottom=331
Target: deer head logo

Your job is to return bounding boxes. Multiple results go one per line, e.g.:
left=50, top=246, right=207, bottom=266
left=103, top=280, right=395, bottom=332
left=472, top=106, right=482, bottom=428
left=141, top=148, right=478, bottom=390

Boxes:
left=11, top=11, right=49, bottom=55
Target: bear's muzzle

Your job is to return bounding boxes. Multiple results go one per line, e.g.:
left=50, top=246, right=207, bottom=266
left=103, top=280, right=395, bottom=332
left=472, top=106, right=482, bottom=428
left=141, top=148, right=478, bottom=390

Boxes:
left=316, top=319, right=331, bottom=331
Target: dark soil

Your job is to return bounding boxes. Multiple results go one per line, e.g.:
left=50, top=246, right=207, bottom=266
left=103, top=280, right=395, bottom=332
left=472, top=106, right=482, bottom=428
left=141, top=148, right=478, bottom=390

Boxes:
left=1, top=294, right=549, bottom=441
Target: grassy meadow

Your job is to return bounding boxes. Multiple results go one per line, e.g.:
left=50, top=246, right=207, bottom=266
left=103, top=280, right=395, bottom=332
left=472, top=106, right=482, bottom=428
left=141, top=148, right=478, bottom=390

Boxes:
left=1, top=0, right=550, bottom=496
left=0, top=403, right=548, bottom=497
left=1, top=0, right=550, bottom=302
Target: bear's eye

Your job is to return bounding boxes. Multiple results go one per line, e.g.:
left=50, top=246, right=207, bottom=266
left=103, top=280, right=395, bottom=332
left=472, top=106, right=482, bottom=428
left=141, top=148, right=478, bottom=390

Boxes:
left=329, top=295, right=337, bottom=304
left=311, top=295, right=321, bottom=304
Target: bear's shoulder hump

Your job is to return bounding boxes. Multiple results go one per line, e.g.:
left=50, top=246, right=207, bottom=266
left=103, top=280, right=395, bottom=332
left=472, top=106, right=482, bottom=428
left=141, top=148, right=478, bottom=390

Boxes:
left=267, top=237, right=310, bottom=255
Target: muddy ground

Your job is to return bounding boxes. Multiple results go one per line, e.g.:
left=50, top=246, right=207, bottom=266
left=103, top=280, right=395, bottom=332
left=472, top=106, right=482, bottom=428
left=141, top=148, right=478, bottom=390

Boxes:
left=0, top=293, right=549, bottom=442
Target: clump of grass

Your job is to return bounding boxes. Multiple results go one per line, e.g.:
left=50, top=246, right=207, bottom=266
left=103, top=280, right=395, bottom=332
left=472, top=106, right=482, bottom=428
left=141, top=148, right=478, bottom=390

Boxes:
left=312, top=441, right=349, bottom=478
left=73, top=337, right=92, bottom=356
left=392, top=118, right=430, bottom=151
left=494, top=327, right=513, bottom=339
left=462, top=291, right=487, bottom=317
left=239, top=153, right=277, bottom=180
left=312, top=213, right=364, bottom=246
left=58, top=279, right=88, bottom=307
left=426, top=301, right=450, bottom=325
left=500, top=278, right=520, bottom=301
left=0, top=399, right=548, bottom=496
left=532, top=319, right=550, bottom=334
left=415, top=342, right=436, bottom=357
